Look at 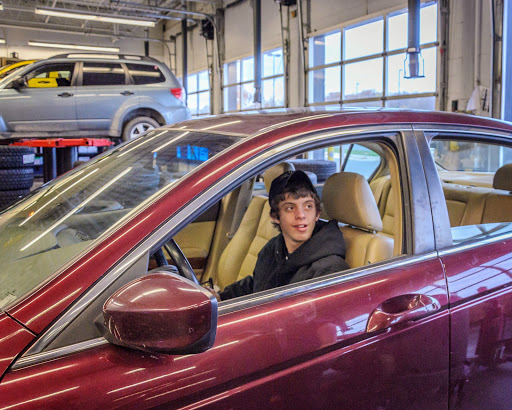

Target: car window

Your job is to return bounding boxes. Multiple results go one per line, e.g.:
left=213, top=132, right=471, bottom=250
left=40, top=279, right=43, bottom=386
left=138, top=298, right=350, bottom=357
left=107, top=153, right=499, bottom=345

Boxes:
left=343, top=144, right=381, bottom=179
left=430, top=137, right=512, bottom=245
left=24, top=63, right=74, bottom=88
left=82, top=62, right=125, bottom=86
left=0, top=131, right=241, bottom=311
left=126, top=62, right=166, bottom=84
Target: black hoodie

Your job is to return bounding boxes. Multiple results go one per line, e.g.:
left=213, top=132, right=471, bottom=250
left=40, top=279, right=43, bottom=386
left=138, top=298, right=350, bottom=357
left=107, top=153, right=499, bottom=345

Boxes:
left=220, top=220, right=349, bottom=300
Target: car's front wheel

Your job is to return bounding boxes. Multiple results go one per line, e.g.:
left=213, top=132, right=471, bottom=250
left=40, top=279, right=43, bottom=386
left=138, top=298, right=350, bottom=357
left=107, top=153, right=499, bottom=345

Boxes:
left=122, top=116, right=159, bottom=141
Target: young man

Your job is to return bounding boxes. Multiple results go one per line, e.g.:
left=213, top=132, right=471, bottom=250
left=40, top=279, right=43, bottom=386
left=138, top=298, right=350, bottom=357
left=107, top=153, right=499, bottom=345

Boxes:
left=218, top=170, right=349, bottom=301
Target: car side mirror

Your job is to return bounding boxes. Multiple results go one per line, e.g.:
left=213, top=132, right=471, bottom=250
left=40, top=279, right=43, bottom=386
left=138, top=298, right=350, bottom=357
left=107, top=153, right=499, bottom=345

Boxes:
left=11, top=77, right=26, bottom=90
left=103, top=272, right=217, bottom=354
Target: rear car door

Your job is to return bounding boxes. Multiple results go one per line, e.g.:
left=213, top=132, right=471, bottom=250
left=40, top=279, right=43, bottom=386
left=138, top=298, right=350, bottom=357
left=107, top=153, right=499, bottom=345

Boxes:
left=75, top=61, right=138, bottom=131
left=0, top=128, right=450, bottom=408
left=419, top=127, right=512, bottom=408
left=0, top=62, right=77, bottom=132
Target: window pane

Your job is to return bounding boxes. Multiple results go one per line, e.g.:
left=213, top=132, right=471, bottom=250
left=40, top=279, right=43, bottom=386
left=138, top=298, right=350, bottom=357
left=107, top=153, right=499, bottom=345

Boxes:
left=223, top=61, right=240, bottom=85
left=309, top=31, right=341, bottom=67
left=198, top=70, right=209, bottom=91
left=187, top=73, right=198, bottom=93
left=26, top=63, right=74, bottom=88
left=387, top=11, right=408, bottom=51
left=385, top=96, right=435, bottom=110
left=343, top=58, right=383, bottom=99
left=198, top=91, right=210, bottom=114
left=263, top=48, right=283, bottom=77
left=420, top=3, right=438, bottom=44
left=127, top=63, right=165, bottom=85
left=241, top=83, right=256, bottom=109
left=343, top=144, right=381, bottom=179
left=344, top=19, right=383, bottom=60
left=188, top=93, right=198, bottom=115
left=308, top=66, right=341, bottom=103
left=387, top=48, right=436, bottom=95
left=242, top=57, right=254, bottom=82
left=262, top=77, right=284, bottom=108
left=82, top=62, right=125, bottom=86
left=223, top=84, right=240, bottom=112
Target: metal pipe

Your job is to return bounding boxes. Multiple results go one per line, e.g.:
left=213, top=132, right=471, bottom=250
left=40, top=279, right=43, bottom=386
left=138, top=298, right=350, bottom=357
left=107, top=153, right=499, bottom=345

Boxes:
left=405, top=0, right=421, bottom=78
left=253, top=0, right=261, bottom=104
left=297, top=0, right=306, bottom=107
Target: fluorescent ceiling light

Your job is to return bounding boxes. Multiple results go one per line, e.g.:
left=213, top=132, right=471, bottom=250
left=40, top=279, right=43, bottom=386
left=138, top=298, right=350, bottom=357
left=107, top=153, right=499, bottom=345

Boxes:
left=0, top=39, right=5, bottom=44
left=0, top=2, right=3, bottom=11
left=28, top=41, right=119, bottom=53
left=34, top=7, right=155, bottom=27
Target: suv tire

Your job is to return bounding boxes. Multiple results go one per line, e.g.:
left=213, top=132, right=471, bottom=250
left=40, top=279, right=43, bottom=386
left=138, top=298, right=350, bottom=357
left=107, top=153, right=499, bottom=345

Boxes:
left=123, top=117, right=159, bottom=141
left=0, top=146, right=35, bottom=168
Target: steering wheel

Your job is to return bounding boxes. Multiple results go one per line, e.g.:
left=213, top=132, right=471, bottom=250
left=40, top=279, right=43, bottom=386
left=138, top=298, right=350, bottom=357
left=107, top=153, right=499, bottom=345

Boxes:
left=162, top=240, right=199, bottom=285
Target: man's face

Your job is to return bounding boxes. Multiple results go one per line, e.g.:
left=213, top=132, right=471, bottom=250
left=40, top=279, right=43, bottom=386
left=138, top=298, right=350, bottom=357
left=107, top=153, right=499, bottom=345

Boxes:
left=271, top=193, right=320, bottom=254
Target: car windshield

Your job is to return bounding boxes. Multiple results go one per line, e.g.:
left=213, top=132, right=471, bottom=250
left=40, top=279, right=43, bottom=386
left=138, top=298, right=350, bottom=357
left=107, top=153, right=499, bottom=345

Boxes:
left=0, top=130, right=241, bottom=310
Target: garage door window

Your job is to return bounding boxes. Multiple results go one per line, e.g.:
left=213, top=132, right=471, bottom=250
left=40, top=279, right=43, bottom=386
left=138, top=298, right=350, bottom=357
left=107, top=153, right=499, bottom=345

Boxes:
left=188, top=70, right=211, bottom=116
left=307, top=1, right=437, bottom=109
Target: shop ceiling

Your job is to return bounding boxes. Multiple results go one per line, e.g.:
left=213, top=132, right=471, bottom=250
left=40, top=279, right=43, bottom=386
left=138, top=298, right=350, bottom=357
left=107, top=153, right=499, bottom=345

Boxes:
left=0, top=0, right=215, bottom=38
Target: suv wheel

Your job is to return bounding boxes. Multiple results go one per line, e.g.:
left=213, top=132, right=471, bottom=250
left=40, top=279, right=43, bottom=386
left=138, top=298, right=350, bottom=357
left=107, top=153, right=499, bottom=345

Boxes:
left=123, top=117, right=159, bottom=141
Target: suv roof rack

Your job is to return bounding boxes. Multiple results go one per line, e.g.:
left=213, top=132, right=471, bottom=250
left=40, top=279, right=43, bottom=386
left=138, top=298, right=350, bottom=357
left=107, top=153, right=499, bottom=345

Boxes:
left=49, top=53, right=159, bottom=62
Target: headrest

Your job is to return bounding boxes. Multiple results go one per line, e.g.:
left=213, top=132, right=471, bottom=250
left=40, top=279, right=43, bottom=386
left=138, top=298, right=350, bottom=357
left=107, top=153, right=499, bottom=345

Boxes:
left=493, top=163, right=512, bottom=191
left=263, top=162, right=295, bottom=193
left=323, top=172, right=383, bottom=232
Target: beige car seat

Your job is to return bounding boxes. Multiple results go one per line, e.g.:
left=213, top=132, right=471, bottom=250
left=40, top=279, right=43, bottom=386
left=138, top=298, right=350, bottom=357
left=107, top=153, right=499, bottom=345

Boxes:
left=323, top=172, right=394, bottom=268
left=215, top=162, right=295, bottom=290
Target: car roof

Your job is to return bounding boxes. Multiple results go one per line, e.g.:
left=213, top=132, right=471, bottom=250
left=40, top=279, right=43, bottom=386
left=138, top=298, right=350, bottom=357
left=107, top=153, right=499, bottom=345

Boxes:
left=47, top=53, right=161, bottom=63
left=173, top=109, right=512, bottom=138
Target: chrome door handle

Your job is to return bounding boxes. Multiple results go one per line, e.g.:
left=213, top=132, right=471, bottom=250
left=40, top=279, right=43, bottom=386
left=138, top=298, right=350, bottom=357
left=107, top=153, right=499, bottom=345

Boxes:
left=121, top=91, right=134, bottom=96
left=366, top=294, right=441, bottom=333
left=57, top=92, right=73, bottom=97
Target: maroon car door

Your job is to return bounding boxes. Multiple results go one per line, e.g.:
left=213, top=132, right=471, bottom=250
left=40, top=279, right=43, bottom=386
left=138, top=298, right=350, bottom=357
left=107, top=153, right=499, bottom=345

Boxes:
left=420, top=129, right=512, bottom=408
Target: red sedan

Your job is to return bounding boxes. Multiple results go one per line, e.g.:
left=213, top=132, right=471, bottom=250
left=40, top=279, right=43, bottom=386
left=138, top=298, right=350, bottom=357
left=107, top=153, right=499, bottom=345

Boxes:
left=1, top=110, right=512, bottom=408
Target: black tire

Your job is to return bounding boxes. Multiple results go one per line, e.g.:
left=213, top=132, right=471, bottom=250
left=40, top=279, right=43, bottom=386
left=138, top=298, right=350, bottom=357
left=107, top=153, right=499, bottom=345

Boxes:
left=0, top=146, right=35, bottom=169
left=0, top=168, right=34, bottom=190
left=0, top=188, right=30, bottom=210
left=288, top=159, right=337, bottom=182
left=122, top=116, right=159, bottom=141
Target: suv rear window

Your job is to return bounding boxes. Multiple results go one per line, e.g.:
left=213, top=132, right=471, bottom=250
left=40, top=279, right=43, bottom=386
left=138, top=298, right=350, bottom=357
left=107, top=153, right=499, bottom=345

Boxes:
left=82, top=62, right=125, bottom=86
left=127, top=63, right=166, bottom=85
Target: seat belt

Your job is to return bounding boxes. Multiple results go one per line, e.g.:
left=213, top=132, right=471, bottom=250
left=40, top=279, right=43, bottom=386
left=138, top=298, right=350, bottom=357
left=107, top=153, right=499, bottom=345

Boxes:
left=226, top=178, right=255, bottom=239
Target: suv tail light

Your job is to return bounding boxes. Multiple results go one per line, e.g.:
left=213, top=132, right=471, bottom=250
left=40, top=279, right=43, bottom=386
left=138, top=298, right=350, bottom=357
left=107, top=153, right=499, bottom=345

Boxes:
left=170, top=88, right=184, bottom=101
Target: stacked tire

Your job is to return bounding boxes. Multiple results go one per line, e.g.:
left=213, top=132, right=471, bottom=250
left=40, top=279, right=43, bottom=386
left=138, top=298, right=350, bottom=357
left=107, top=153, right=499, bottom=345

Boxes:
left=0, top=146, right=35, bottom=211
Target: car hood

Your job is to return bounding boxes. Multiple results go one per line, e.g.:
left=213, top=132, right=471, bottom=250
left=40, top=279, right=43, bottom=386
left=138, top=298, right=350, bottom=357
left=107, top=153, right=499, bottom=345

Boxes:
left=0, top=313, right=34, bottom=377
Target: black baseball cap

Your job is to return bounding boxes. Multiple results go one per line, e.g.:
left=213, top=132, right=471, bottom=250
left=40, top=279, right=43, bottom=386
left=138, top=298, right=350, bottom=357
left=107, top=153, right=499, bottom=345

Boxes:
left=268, top=170, right=317, bottom=204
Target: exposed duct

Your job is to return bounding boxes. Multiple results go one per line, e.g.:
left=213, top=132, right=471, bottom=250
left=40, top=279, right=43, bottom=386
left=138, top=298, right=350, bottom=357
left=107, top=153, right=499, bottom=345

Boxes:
left=404, top=0, right=424, bottom=78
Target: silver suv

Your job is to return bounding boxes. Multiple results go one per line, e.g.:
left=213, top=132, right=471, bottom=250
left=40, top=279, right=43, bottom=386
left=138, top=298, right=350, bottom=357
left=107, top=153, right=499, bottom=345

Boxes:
left=0, top=53, right=190, bottom=142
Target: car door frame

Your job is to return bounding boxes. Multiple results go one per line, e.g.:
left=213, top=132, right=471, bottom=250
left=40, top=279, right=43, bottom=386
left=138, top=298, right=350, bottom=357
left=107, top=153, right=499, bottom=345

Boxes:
left=3, top=125, right=450, bottom=408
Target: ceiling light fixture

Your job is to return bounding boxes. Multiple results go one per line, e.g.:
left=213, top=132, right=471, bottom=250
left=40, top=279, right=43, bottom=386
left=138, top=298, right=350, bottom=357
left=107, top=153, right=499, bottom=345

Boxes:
left=28, top=41, right=120, bottom=53
left=0, top=39, right=5, bottom=44
left=34, top=7, right=156, bottom=27
left=0, top=2, right=3, bottom=11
